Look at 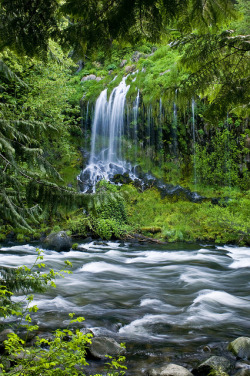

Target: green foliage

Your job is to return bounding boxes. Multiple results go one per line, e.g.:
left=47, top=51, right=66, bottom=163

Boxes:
left=0, top=0, right=59, bottom=58
left=87, top=181, right=129, bottom=240
left=0, top=249, right=72, bottom=321
left=0, top=44, right=85, bottom=230
left=66, top=214, right=89, bottom=237
left=195, top=126, right=249, bottom=188
left=123, top=185, right=250, bottom=245
left=175, top=30, right=250, bottom=117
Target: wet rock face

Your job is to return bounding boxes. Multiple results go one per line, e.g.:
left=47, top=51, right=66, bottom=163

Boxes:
left=228, top=337, right=250, bottom=360
left=87, top=336, right=126, bottom=359
left=146, top=363, right=193, bottom=376
left=192, top=356, right=231, bottom=376
left=44, top=231, right=72, bottom=251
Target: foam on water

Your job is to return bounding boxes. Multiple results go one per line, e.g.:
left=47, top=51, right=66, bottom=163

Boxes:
left=220, top=246, right=250, bottom=269
left=1, top=241, right=250, bottom=351
left=140, top=299, right=164, bottom=307
left=125, top=250, right=220, bottom=264
left=192, top=289, right=249, bottom=307
left=29, top=296, right=77, bottom=310
left=80, top=241, right=126, bottom=252
left=0, top=244, right=37, bottom=252
left=80, top=261, right=130, bottom=275
left=180, top=268, right=220, bottom=286
left=119, top=314, right=169, bottom=339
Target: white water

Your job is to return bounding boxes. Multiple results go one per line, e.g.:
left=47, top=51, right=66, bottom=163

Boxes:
left=79, top=77, right=132, bottom=192
left=133, top=89, right=140, bottom=160
left=1, top=241, right=250, bottom=374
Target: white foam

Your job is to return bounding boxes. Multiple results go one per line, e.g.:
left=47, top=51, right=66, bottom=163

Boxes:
left=80, top=261, right=129, bottom=275
left=0, top=244, right=37, bottom=252
left=192, top=290, right=249, bottom=308
left=140, top=299, right=163, bottom=307
left=180, top=269, right=218, bottom=285
left=125, top=250, right=218, bottom=264
left=80, top=241, right=123, bottom=251
left=119, top=314, right=168, bottom=338
left=30, top=296, right=76, bottom=310
left=221, top=246, right=250, bottom=269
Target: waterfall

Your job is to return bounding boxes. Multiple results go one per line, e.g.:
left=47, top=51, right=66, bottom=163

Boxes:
left=159, top=99, right=163, bottom=162
left=226, top=113, right=231, bottom=189
left=79, top=77, right=132, bottom=192
left=85, top=101, right=89, bottom=150
left=173, top=101, right=178, bottom=157
left=133, top=89, right=140, bottom=161
left=192, top=98, right=197, bottom=187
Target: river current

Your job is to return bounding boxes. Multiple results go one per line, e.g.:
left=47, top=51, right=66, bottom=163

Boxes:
left=1, top=241, right=250, bottom=374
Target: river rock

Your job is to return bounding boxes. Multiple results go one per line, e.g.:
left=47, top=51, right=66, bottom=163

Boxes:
left=0, top=329, right=14, bottom=343
left=87, top=336, right=125, bottom=359
left=44, top=231, right=72, bottom=251
left=192, top=356, right=231, bottom=376
left=228, top=337, right=250, bottom=360
left=146, top=363, right=193, bottom=376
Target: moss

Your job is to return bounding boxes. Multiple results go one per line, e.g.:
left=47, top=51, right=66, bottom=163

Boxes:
left=122, top=185, right=250, bottom=245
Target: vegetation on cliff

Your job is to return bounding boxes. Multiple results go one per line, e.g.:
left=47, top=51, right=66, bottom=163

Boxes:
left=0, top=0, right=249, bottom=244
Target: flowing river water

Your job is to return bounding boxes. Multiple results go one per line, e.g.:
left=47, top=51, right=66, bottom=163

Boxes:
left=1, top=241, right=250, bottom=374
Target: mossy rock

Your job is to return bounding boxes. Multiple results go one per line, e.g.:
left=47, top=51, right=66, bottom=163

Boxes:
left=228, top=337, right=250, bottom=360
left=141, top=227, right=162, bottom=234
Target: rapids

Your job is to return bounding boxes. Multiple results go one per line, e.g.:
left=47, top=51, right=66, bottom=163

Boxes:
left=1, top=241, right=249, bottom=374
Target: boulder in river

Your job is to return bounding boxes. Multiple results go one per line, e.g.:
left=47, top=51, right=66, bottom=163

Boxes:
left=87, top=336, right=125, bottom=359
left=146, top=363, right=193, bottom=376
left=44, top=231, right=72, bottom=251
left=192, top=356, right=231, bottom=376
left=228, top=337, right=250, bottom=360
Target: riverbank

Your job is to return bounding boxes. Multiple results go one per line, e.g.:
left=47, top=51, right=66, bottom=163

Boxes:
left=0, top=178, right=249, bottom=247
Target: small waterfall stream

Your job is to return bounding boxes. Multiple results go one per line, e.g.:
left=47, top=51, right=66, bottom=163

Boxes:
left=192, top=98, right=197, bottom=187
left=133, top=89, right=140, bottom=161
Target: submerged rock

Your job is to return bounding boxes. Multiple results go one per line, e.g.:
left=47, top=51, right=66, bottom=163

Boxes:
left=87, top=336, right=125, bottom=359
left=228, top=337, right=250, bottom=360
left=44, top=231, right=72, bottom=251
left=146, top=363, right=193, bottom=376
left=192, top=356, right=231, bottom=376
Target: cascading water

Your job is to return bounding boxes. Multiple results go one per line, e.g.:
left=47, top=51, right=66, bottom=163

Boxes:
left=79, top=77, right=134, bottom=192
left=173, top=101, right=178, bottom=157
left=133, top=89, right=140, bottom=160
left=192, top=98, right=197, bottom=187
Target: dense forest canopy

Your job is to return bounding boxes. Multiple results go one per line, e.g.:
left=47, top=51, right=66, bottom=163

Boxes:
left=0, top=0, right=249, bottom=240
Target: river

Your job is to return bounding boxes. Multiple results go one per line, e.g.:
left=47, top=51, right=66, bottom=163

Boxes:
left=1, top=241, right=250, bottom=374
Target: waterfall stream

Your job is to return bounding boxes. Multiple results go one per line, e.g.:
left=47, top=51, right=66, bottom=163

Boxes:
left=133, top=89, right=140, bottom=161
left=79, top=77, right=133, bottom=192
left=192, top=98, right=197, bottom=187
